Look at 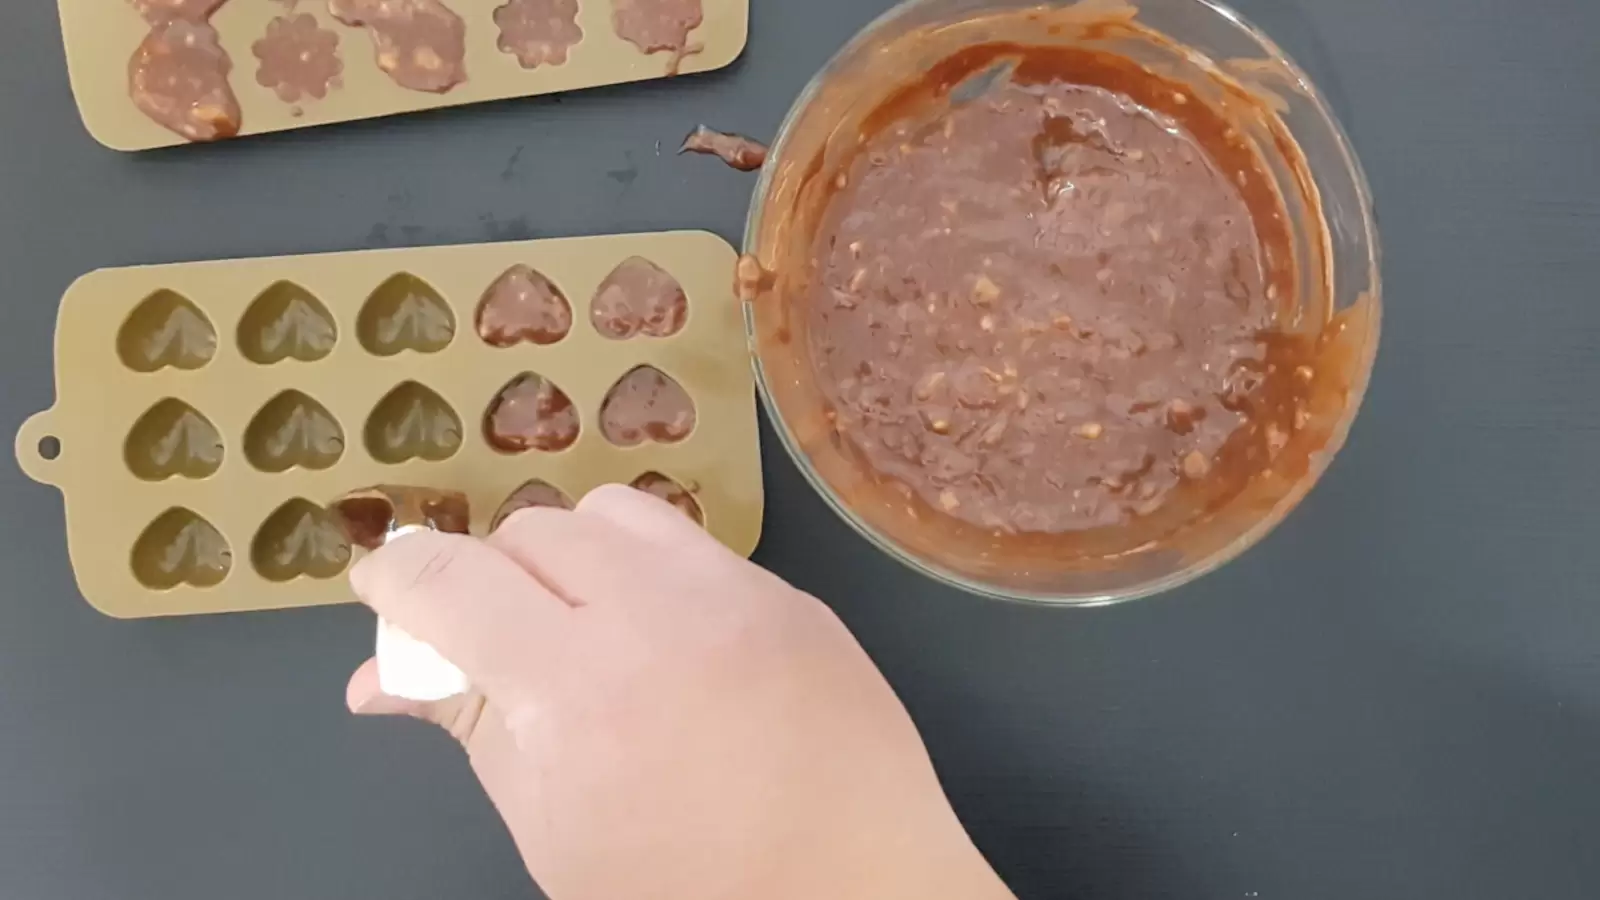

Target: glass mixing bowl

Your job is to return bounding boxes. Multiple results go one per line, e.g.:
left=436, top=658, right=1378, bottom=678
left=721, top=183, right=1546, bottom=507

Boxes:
left=743, top=0, right=1381, bottom=605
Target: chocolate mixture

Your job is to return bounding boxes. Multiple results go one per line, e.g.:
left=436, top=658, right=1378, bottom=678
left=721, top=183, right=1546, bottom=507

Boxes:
left=591, top=257, right=689, bottom=340
left=612, top=0, right=702, bottom=73
left=329, top=0, right=467, bottom=93
left=485, top=374, right=581, bottom=453
left=491, top=481, right=575, bottom=529
left=631, top=473, right=703, bottom=524
left=680, top=125, right=768, bottom=172
left=494, top=0, right=584, bottom=69
left=127, top=4, right=242, bottom=142
left=600, top=367, right=697, bottom=447
left=253, top=13, right=344, bottom=105
left=801, top=44, right=1325, bottom=540
left=476, top=265, right=574, bottom=347
left=333, top=486, right=471, bottom=550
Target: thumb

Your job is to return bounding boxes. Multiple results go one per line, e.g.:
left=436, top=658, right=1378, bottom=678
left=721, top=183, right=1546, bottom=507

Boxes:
left=346, top=657, right=490, bottom=747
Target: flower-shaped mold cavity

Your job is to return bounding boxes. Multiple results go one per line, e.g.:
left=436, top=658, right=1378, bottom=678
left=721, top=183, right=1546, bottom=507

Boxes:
left=631, top=472, right=703, bottom=525
left=490, top=479, right=574, bottom=530
left=494, top=0, right=584, bottom=69
left=251, top=499, right=352, bottom=583
left=484, top=373, right=580, bottom=454
left=357, top=273, right=456, bottom=356
left=131, top=507, right=232, bottom=590
left=238, top=280, right=337, bottom=364
left=590, top=257, right=687, bottom=340
left=475, top=264, right=573, bottom=347
left=244, top=390, right=345, bottom=473
left=600, top=365, right=696, bottom=447
left=366, top=382, right=463, bottom=464
left=117, top=289, right=217, bottom=372
left=124, top=398, right=224, bottom=481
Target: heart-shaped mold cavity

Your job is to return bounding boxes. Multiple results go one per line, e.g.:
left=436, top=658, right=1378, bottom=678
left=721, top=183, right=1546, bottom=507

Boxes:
left=118, top=289, right=218, bottom=372
left=590, top=257, right=688, bottom=340
left=631, top=472, right=703, bottom=525
left=238, top=281, right=338, bottom=364
left=484, top=373, right=580, bottom=453
left=244, top=390, right=345, bottom=473
left=490, top=479, right=574, bottom=529
left=131, top=508, right=233, bottom=590
left=357, top=273, right=456, bottom=356
left=476, top=265, right=573, bottom=347
left=366, top=382, right=463, bottom=464
left=124, top=398, right=224, bottom=481
left=251, top=499, right=352, bottom=583
left=600, top=366, right=696, bottom=447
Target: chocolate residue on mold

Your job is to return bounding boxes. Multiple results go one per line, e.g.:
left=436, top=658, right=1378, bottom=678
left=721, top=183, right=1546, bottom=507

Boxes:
left=491, top=480, right=575, bottom=529
left=476, top=265, right=573, bottom=347
left=485, top=373, right=581, bottom=453
left=332, top=485, right=470, bottom=551
left=631, top=472, right=703, bottom=525
left=129, top=17, right=242, bottom=142
left=600, top=366, right=696, bottom=447
left=493, top=0, right=583, bottom=69
left=612, top=0, right=703, bottom=73
left=329, top=0, right=467, bottom=93
left=130, top=0, right=228, bottom=22
left=680, top=126, right=768, bottom=171
left=254, top=13, right=344, bottom=104
left=591, top=257, right=688, bottom=340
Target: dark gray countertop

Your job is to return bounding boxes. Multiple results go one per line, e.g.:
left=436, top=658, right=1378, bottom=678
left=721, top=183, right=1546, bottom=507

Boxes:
left=3, top=1, right=1598, bottom=898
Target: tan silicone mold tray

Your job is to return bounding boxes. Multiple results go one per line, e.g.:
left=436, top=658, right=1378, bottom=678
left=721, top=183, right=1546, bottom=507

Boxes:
left=64, top=0, right=750, bottom=151
left=14, top=230, right=763, bottom=618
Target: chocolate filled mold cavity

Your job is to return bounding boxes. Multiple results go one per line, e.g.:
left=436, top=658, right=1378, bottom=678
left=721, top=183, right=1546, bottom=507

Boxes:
left=476, top=265, right=573, bottom=348
left=118, top=289, right=217, bottom=373
left=332, top=486, right=471, bottom=548
left=600, top=365, right=696, bottom=447
left=491, top=479, right=574, bottom=529
left=590, top=257, right=688, bottom=340
left=611, top=0, right=703, bottom=73
left=253, top=14, right=344, bottom=107
left=124, top=399, right=224, bottom=481
left=485, top=373, right=580, bottom=454
left=494, top=0, right=583, bottom=69
left=329, top=0, right=468, bottom=94
left=238, top=280, right=337, bottom=364
left=252, top=498, right=352, bottom=582
left=366, top=383, right=463, bottom=464
left=357, top=273, right=456, bottom=356
left=131, top=507, right=232, bottom=590
left=244, top=390, right=345, bottom=473
left=631, top=472, right=703, bottom=525
left=128, top=17, right=242, bottom=143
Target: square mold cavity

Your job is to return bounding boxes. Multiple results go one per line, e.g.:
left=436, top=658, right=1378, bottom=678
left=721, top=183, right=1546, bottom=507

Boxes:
left=16, top=230, right=762, bottom=618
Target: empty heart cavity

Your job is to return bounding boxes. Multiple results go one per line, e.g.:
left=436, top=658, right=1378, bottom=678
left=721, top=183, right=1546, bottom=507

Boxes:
left=485, top=373, right=580, bottom=453
left=252, top=499, right=352, bottom=582
left=244, top=390, right=345, bottom=473
left=475, top=264, right=573, bottom=347
left=118, top=289, right=217, bottom=373
left=357, top=273, right=456, bottom=356
left=590, top=257, right=687, bottom=340
left=124, top=398, right=224, bottom=481
left=131, top=507, right=232, bottom=589
left=366, top=382, right=463, bottom=464
left=600, top=366, right=696, bottom=447
left=238, top=280, right=337, bottom=364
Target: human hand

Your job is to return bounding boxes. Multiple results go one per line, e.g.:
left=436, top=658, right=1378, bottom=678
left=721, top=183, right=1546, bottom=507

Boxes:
left=345, top=484, right=1013, bottom=900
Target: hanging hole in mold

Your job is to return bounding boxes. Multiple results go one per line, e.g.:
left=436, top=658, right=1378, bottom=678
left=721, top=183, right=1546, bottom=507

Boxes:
left=357, top=273, right=456, bottom=356
left=475, top=264, right=573, bottom=347
left=37, top=436, right=61, bottom=461
left=117, top=289, right=218, bottom=372
left=131, top=508, right=233, bottom=590
left=484, top=373, right=580, bottom=453
left=631, top=472, right=704, bottom=526
left=238, top=280, right=338, bottom=364
left=252, top=499, right=353, bottom=583
left=366, top=382, right=463, bottom=464
left=590, top=257, right=688, bottom=340
left=125, top=399, right=224, bottom=481
left=491, top=479, right=574, bottom=530
left=244, top=390, right=344, bottom=473
left=600, top=365, right=696, bottom=447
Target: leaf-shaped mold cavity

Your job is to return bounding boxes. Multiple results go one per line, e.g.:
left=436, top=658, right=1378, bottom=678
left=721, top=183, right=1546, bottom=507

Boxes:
left=124, top=399, right=224, bottom=481
left=238, top=281, right=337, bottom=364
left=491, top=479, right=574, bottom=530
left=357, top=273, right=456, bottom=356
left=484, top=373, right=580, bottom=453
left=590, top=257, right=687, bottom=340
left=244, top=390, right=345, bottom=473
left=118, top=289, right=217, bottom=372
left=131, top=508, right=232, bottom=589
left=476, top=265, right=573, bottom=347
left=631, top=472, right=703, bottom=525
left=600, top=366, right=696, bottom=447
left=366, top=382, right=463, bottom=464
left=251, top=499, right=352, bottom=583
